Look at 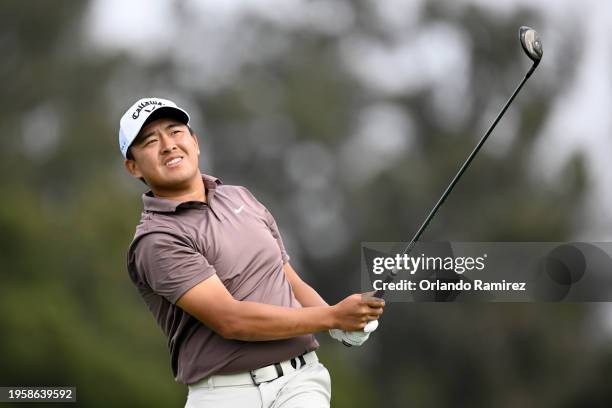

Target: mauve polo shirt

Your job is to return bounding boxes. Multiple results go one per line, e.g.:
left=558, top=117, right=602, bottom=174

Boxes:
left=127, top=174, right=318, bottom=384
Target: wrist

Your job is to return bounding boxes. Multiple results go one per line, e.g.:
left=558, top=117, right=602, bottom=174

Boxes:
left=325, top=305, right=338, bottom=330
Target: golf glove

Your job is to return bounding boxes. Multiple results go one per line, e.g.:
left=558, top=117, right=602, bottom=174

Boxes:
left=329, top=320, right=379, bottom=347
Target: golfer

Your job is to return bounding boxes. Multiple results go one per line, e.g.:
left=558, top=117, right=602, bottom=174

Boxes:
left=119, top=97, right=384, bottom=407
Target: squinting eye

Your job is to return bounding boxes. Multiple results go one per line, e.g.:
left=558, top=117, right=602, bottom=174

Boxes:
left=145, top=139, right=158, bottom=146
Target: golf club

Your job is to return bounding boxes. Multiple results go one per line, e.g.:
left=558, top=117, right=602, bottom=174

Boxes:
left=369, top=26, right=543, bottom=304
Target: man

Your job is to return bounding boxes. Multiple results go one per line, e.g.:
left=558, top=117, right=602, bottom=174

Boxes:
left=119, top=97, right=384, bottom=407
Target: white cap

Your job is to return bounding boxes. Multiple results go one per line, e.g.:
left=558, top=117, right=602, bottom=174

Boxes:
left=118, top=97, right=190, bottom=159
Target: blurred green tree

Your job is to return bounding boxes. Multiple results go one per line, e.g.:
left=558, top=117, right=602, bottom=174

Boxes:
left=1, top=0, right=610, bottom=407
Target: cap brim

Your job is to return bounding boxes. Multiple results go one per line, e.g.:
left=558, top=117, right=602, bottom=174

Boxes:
left=141, top=106, right=190, bottom=129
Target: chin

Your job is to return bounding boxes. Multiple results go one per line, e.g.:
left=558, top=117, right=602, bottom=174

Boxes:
left=163, top=167, right=199, bottom=184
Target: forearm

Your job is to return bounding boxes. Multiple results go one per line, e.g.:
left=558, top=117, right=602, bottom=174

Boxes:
left=224, top=300, right=335, bottom=341
left=283, top=262, right=328, bottom=307
left=177, top=273, right=383, bottom=341
left=291, top=280, right=329, bottom=307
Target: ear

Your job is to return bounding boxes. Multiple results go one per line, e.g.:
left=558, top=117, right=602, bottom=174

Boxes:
left=124, top=158, right=143, bottom=179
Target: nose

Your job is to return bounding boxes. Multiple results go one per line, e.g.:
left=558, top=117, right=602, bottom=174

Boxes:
left=159, top=134, right=177, bottom=154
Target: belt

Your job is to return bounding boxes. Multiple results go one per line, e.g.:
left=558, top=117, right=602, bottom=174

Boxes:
left=189, top=351, right=318, bottom=388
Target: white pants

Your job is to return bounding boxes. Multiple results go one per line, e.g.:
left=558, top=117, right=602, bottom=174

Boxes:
left=185, top=361, right=331, bottom=408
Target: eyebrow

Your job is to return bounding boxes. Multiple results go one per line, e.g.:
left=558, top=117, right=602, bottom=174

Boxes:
left=136, top=122, right=184, bottom=145
left=166, top=123, right=183, bottom=131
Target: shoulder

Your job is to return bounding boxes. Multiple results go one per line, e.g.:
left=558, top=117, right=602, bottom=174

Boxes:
left=128, top=213, right=194, bottom=259
left=127, top=228, right=196, bottom=283
left=215, top=184, right=265, bottom=207
left=218, top=184, right=263, bottom=201
left=205, top=173, right=258, bottom=201
left=216, top=183, right=252, bottom=197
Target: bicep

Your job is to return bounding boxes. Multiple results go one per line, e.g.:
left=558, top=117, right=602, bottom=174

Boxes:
left=134, top=233, right=238, bottom=336
left=283, top=262, right=304, bottom=289
left=176, top=274, right=238, bottom=336
left=283, top=262, right=328, bottom=307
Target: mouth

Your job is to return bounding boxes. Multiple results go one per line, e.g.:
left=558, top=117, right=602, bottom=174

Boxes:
left=164, top=156, right=184, bottom=168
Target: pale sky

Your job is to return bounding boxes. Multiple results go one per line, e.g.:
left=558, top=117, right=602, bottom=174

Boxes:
left=86, top=0, right=612, bottom=240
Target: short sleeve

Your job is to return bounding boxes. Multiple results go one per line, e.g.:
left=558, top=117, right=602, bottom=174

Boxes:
left=263, top=207, right=290, bottom=264
left=131, top=232, right=217, bottom=304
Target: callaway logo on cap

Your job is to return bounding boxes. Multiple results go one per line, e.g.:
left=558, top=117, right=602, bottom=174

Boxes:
left=118, top=97, right=190, bottom=159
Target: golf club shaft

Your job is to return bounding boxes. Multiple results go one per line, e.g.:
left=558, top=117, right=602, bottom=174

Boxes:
left=373, top=63, right=537, bottom=299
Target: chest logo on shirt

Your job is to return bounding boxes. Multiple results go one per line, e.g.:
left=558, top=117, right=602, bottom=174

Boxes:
left=233, top=205, right=245, bottom=214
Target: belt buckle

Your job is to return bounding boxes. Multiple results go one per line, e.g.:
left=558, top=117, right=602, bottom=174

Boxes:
left=249, top=363, right=284, bottom=386
left=249, top=369, right=261, bottom=386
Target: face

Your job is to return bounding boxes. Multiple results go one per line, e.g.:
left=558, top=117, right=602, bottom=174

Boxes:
left=124, top=118, right=201, bottom=194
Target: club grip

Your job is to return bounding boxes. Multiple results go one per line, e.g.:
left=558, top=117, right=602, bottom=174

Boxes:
left=373, top=273, right=396, bottom=299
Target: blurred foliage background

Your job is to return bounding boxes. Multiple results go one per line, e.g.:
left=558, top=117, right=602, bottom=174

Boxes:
left=1, top=0, right=612, bottom=406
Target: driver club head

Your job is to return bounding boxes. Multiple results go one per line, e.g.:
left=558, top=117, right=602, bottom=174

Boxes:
left=519, top=26, right=543, bottom=64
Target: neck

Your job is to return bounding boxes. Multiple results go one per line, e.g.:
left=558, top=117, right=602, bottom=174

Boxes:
left=151, top=175, right=207, bottom=203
